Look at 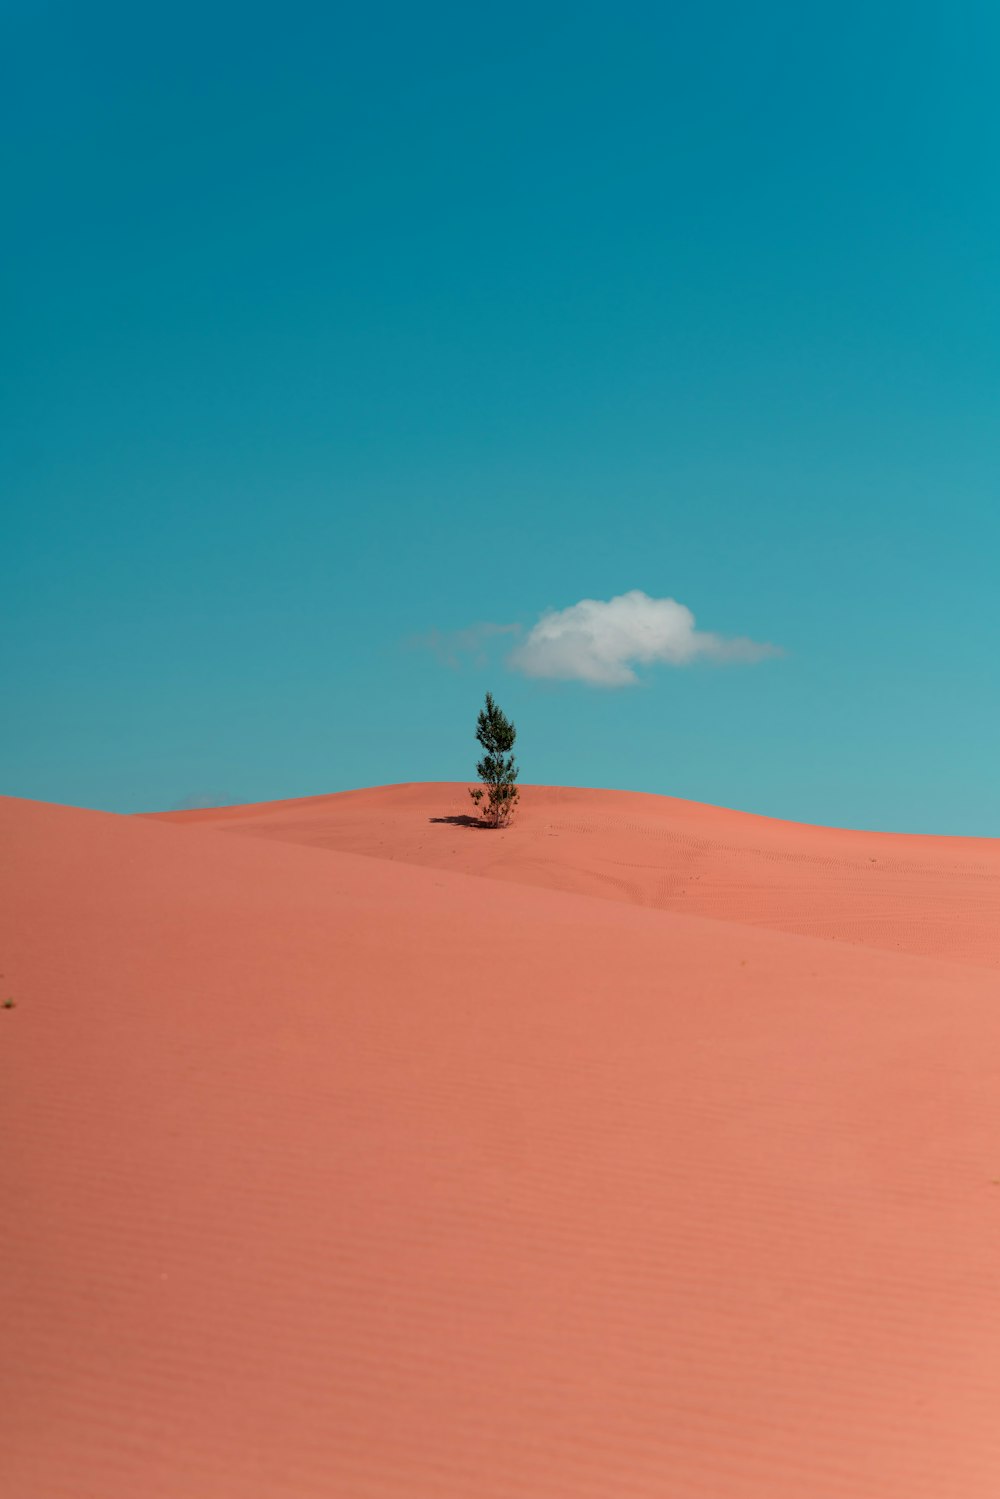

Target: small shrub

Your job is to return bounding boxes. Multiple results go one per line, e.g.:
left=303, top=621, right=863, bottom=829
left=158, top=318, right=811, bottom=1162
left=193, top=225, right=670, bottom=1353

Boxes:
left=469, top=692, right=520, bottom=828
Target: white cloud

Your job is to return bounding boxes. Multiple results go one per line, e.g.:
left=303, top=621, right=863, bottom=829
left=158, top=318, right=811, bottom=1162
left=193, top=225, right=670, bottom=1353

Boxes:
left=411, top=620, right=520, bottom=669
left=507, top=590, right=781, bottom=687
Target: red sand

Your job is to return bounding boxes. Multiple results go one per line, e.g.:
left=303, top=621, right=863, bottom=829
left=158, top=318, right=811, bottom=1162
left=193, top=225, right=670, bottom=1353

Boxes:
left=157, top=782, right=1000, bottom=969
left=4, top=784, right=1000, bottom=1497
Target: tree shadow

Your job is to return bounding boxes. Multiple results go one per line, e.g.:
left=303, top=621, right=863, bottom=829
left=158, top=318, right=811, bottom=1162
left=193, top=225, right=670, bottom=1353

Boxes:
left=428, top=814, right=488, bottom=829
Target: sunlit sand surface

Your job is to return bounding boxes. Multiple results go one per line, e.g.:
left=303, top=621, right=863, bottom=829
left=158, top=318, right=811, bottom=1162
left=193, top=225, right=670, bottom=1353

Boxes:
left=4, top=784, right=1000, bottom=1497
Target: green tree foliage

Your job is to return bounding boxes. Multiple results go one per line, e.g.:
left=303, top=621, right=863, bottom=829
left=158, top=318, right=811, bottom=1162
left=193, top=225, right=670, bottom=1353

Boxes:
left=469, top=692, right=520, bottom=827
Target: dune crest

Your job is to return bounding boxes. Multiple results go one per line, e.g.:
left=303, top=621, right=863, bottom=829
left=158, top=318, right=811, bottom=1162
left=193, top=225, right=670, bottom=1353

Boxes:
left=153, top=782, right=1000, bottom=969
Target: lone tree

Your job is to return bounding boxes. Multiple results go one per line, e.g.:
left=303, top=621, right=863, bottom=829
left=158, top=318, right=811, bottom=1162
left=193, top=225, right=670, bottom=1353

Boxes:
left=469, top=692, right=520, bottom=827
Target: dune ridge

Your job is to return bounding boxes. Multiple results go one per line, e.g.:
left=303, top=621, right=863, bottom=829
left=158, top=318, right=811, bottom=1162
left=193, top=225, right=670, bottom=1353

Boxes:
left=3, top=785, right=1000, bottom=1497
left=153, top=782, right=1000, bottom=969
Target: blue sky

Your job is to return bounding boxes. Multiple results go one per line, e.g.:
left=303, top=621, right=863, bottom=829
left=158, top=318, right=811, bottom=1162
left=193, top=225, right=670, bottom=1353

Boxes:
left=4, top=1, right=999, bottom=832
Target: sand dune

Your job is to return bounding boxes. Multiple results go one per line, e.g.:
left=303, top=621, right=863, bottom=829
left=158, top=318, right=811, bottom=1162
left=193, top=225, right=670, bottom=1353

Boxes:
left=155, top=782, right=1000, bottom=968
left=4, top=785, right=1000, bottom=1497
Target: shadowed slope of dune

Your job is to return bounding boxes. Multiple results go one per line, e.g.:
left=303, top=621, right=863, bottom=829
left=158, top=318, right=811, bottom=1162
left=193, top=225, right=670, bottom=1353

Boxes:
left=3, top=791, right=1000, bottom=1497
left=153, top=782, right=1000, bottom=969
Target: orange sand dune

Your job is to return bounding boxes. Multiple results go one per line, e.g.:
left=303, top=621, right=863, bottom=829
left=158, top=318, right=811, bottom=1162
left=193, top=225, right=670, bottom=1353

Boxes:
left=156, top=782, right=1000, bottom=968
left=4, top=786, right=1000, bottom=1498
